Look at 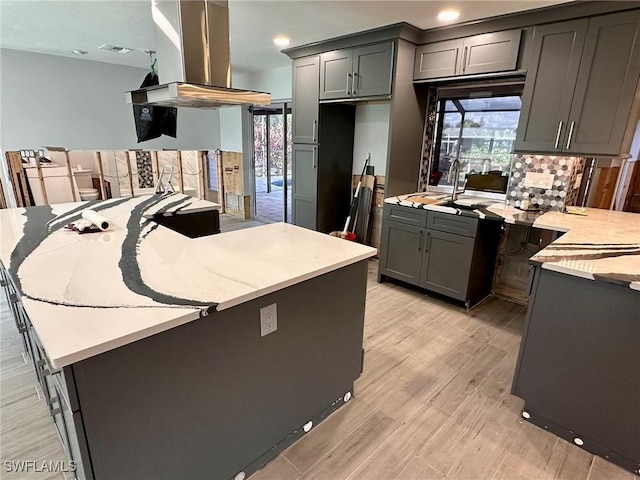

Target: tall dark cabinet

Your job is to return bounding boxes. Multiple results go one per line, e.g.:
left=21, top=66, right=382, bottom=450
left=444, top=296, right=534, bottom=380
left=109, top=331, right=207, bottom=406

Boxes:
left=292, top=53, right=356, bottom=232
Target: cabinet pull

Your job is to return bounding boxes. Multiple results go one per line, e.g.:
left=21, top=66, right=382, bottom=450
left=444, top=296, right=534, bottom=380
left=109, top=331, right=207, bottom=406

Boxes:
left=566, top=121, right=575, bottom=150
left=462, top=46, right=468, bottom=74
left=352, top=72, right=357, bottom=95
left=312, top=120, right=317, bottom=142
left=554, top=121, right=563, bottom=149
left=313, top=148, right=317, bottom=168
left=0, top=280, right=6, bottom=287
left=418, top=230, right=423, bottom=251
left=346, top=73, right=352, bottom=95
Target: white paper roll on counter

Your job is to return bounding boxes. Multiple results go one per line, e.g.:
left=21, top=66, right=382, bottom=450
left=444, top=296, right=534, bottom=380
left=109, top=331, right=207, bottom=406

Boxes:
left=81, top=209, right=110, bottom=231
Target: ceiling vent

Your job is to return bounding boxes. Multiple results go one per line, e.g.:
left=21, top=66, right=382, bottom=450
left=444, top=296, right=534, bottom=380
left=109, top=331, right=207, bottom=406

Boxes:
left=99, top=44, right=133, bottom=54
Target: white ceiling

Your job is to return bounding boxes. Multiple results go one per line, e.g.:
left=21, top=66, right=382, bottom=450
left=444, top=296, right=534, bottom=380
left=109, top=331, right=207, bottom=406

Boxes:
left=0, top=0, right=572, bottom=73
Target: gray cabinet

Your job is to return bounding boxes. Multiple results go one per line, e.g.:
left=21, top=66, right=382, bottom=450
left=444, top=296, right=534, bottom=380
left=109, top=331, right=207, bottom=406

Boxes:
left=319, top=42, right=393, bottom=100
left=420, top=229, right=474, bottom=301
left=292, top=144, right=318, bottom=230
left=292, top=56, right=320, bottom=144
left=319, top=49, right=353, bottom=100
left=378, top=215, right=425, bottom=285
left=566, top=11, right=640, bottom=155
left=378, top=206, right=501, bottom=308
left=414, top=30, right=521, bottom=80
left=515, top=11, right=640, bottom=156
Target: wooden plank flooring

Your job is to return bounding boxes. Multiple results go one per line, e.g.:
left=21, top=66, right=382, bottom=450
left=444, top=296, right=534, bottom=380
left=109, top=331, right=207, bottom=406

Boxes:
left=0, top=257, right=634, bottom=479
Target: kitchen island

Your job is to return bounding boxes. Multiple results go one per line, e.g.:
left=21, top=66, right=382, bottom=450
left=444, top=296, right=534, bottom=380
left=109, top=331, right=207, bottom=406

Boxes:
left=383, top=191, right=640, bottom=474
left=0, top=193, right=376, bottom=480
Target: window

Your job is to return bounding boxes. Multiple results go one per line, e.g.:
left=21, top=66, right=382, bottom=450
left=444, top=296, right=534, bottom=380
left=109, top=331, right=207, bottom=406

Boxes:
left=430, top=88, right=522, bottom=190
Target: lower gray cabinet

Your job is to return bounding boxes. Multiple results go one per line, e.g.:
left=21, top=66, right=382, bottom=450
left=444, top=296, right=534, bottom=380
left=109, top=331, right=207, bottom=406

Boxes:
left=378, top=221, right=423, bottom=284
left=421, top=229, right=474, bottom=301
left=378, top=205, right=501, bottom=308
left=292, top=144, right=318, bottom=230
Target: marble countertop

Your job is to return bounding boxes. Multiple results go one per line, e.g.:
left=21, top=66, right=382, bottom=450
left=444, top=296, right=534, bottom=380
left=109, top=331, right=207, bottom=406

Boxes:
left=385, top=192, right=640, bottom=290
left=0, top=193, right=376, bottom=368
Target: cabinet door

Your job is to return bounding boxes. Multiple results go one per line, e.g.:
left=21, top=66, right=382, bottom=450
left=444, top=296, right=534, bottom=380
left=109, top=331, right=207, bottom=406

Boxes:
left=514, top=20, right=588, bottom=153
left=565, top=11, right=640, bottom=156
left=461, top=30, right=521, bottom=75
left=414, top=39, right=463, bottom=80
left=319, top=49, right=354, bottom=100
left=420, top=229, right=474, bottom=301
left=352, top=42, right=393, bottom=97
left=292, top=56, right=320, bottom=144
left=379, top=221, right=423, bottom=285
left=292, top=144, right=318, bottom=230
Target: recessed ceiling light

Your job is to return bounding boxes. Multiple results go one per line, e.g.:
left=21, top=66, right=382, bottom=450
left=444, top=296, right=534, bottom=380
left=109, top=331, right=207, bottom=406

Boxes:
left=273, top=36, right=290, bottom=47
left=72, top=50, right=88, bottom=55
left=99, top=44, right=133, bottom=54
left=438, top=9, right=460, bottom=22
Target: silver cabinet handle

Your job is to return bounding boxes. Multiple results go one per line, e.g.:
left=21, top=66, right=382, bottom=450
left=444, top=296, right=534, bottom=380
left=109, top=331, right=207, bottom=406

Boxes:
left=346, top=73, right=352, bottom=95
left=313, top=147, right=317, bottom=168
left=352, top=72, right=357, bottom=95
left=312, top=120, right=317, bottom=142
left=418, top=230, right=423, bottom=251
left=462, top=46, right=468, bottom=74
left=566, top=121, right=575, bottom=150
left=554, top=121, right=564, bottom=149
left=454, top=48, right=460, bottom=75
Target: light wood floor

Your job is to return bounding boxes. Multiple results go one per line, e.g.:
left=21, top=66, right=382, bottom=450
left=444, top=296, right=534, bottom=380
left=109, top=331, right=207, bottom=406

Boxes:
left=0, top=258, right=633, bottom=480
left=250, top=262, right=634, bottom=480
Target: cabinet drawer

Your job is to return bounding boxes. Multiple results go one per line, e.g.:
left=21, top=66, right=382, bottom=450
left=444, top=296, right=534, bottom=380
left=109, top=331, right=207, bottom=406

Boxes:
left=383, top=204, right=428, bottom=227
left=427, top=212, right=478, bottom=237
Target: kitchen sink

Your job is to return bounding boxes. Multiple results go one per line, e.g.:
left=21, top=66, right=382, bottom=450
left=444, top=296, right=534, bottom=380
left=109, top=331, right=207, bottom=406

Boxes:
left=439, top=200, right=492, bottom=211
left=150, top=209, right=221, bottom=238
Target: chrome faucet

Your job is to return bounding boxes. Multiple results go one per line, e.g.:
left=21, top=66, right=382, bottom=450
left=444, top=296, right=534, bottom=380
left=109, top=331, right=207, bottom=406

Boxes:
left=447, top=159, right=465, bottom=202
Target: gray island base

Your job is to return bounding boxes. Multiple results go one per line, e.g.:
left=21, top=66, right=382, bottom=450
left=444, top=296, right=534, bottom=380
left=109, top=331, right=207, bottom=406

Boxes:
left=56, top=260, right=367, bottom=480
left=512, top=267, right=640, bottom=476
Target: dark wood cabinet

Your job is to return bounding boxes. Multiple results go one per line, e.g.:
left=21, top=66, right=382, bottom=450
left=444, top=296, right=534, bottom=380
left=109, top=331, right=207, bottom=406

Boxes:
left=515, top=11, right=640, bottom=156
left=292, top=56, right=320, bottom=144
left=319, top=42, right=393, bottom=100
left=414, top=30, right=521, bottom=80
left=378, top=206, right=501, bottom=308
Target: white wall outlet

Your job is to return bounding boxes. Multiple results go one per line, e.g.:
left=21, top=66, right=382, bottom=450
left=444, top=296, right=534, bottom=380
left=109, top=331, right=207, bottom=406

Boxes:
left=523, top=172, right=555, bottom=189
left=260, top=303, right=278, bottom=337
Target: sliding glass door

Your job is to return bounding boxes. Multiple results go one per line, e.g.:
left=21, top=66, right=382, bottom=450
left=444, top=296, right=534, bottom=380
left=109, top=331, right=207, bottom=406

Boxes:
left=252, top=104, right=292, bottom=222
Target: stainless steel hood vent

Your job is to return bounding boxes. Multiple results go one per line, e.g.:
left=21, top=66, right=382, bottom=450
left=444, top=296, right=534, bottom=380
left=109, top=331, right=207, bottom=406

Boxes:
left=126, top=0, right=270, bottom=109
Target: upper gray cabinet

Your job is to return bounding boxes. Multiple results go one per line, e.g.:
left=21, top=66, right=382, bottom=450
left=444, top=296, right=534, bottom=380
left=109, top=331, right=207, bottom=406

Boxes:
left=515, top=10, right=640, bottom=156
left=414, top=30, right=521, bottom=80
left=319, top=49, right=354, bottom=100
left=319, top=42, right=394, bottom=100
left=292, top=56, right=320, bottom=144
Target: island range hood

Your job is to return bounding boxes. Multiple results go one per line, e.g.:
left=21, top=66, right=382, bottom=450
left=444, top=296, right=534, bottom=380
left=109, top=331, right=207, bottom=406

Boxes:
left=126, top=0, right=270, bottom=109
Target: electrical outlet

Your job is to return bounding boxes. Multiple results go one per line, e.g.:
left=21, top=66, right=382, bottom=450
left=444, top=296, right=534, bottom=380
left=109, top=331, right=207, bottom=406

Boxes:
left=260, top=303, right=277, bottom=337
left=523, top=172, right=555, bottom=189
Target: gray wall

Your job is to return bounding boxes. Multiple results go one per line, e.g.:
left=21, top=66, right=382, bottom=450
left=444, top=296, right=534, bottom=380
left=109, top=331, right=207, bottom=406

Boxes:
left=352, top=102, right=391, bottom=175
left=0, top=48, right=221, bottom=151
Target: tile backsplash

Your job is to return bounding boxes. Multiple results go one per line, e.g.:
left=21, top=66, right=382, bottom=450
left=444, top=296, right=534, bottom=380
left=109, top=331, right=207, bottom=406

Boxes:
left=508, top=154, right=585, bottom=210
